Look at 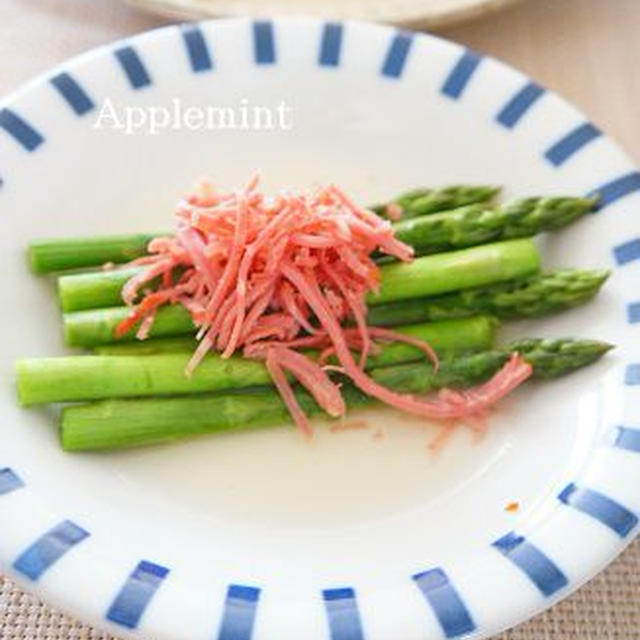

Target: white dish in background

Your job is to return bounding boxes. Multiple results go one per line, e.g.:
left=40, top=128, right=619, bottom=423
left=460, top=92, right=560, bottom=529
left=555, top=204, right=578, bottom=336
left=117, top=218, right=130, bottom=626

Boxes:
left=123, top=0, right=524, bottom=28
left=0, top=17, right=638, bottom=640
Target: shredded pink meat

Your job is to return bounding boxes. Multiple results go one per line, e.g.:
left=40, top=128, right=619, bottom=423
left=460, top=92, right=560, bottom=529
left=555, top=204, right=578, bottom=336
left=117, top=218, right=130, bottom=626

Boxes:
left=117, top=176, right=532, bottom=438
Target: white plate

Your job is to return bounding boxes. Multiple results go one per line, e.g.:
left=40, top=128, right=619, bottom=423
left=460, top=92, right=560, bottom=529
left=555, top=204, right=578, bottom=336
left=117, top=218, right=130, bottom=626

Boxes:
left=123, top=0, right=523, bottom=28
left=0, top=17, right=638, bottom=640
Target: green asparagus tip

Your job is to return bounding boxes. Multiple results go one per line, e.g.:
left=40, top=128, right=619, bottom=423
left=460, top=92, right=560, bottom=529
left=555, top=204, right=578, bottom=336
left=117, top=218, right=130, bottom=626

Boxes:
left=591, top=268, right=611, bottom=284
left=587, top=193, right=601, bottom=209
left=508, top=337, right=614, bottom=379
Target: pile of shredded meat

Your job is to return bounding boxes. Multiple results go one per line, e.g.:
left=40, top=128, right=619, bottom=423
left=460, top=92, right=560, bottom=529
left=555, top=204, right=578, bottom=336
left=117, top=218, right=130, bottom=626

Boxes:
left=116, top=176, right=532, bottom=436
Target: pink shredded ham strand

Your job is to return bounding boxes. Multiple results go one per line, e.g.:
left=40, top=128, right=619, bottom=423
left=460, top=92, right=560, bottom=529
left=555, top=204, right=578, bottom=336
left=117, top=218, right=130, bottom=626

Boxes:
left=121, top=258, right=174, bottom=305
left=365, top=326, right=440, bottom=371
left=265, top=348, right=313, bottom=438
left=271, top=346, right=346, bottom=417
left=117, top=176, right=532, bottom=438
left=385, top=203, right=403, bottom=221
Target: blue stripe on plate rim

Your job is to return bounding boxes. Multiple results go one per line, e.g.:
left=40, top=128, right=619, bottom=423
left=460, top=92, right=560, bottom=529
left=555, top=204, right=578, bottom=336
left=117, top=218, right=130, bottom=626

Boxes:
left=319, top=22, right=343, bottom=68
left=544, top=122, right=602, bottom=167
left=492, top=532, right=568, bottom=597
left=252, top=20, right=276, bottom=65
left=412, top=568, right=476, bottom=638
left=49, top=72, right=95, bottom=116
left=323, top=587, right=365, bottom=640
left=380, top=31, right=414, bottom=78
left=113, top=45, right=152, bottom=89
left=106, top=560, right=170, bottom=629
left=0, top=108, right=44, bottom=151
left=217, top=584, right=261, bottom=640
left=495, top=81, right=545, bottom=129
left=181, top=24, right=214, bottom=73
left=13, top=520, right=90, bottom=581
left=588, top=172, right=640, bottom=209
left=625, top=364, right=640, bottom=386
left=0, top=467, right=25, bottom=495
left=613, top=238, right=640, bottom=265
left=441, top=49, right=482, bottom=99
left=627, top=302, right=640, bottom=324
left=558, top=483, right=638, bottom=538
left=612, top=426, right=640, bottom=453
left=0, top=17, right=638, bottom=640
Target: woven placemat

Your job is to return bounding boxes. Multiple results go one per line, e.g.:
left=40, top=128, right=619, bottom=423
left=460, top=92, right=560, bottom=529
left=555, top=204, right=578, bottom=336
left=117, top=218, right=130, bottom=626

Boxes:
left=1, top=537, right=638, bottom=639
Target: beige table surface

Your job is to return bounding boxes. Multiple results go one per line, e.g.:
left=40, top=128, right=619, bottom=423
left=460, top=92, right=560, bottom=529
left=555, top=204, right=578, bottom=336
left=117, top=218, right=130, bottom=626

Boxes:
left=0, top=0, right=638, bottom=638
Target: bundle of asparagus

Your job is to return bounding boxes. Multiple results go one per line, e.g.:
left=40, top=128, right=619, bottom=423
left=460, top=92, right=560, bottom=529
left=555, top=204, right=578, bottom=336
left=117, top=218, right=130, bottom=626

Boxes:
left=17, top=184, right=611, bottom=451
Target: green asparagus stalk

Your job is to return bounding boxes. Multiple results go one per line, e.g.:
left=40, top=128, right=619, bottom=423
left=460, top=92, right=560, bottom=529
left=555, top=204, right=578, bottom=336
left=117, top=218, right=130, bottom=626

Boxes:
left=30, top=185, right=498, bottom=274
left=390, top=196, right=597, bottom=257
left=58, top=240, right=540, bottom=320
left=65, top=304, right=195, bottom=347
left=58, top=197, right=563, bottom=311
left=59, top=267, right=143, bottom=312
left=370, top=239, right=539, bottom=305
left=62, top=239, right=539, bottom=346
left=60, top=338, right=613, bottom=451
left=28, top=233, right=163, bottom=275
left=18, top=317, right=496, bottom=405
left=66, top=268, right=607, bottom=346
left=367, top=269, right=610, bottom=326
left=370, top=184, right=500, bottom=219
left=60, top=195, right=579, bottom=312
left=95, top=336, right=199, bottom=355
left=92, top=312, right=496, bottom=356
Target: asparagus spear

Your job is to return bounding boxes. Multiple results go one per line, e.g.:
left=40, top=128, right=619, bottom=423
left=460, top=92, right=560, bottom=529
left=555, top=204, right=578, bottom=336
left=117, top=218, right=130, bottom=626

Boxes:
left=62, top=239, right=540, bottom=346
left=59, top=267, right=143, bottom=312
left=60, top=338, right=613, bottom=451
left=18, top=317, right=496, bottom=405
left=95, top=313, right=503, bottom=355
left=65, top=304, right=196, bottom=347
left=30, top=185, right=498, bottom=274
left=58, top=197, right=574, bottom=312
left=370, top=184, right=500, bottom=219
left=95, top=336, right=198, bottom=355
left=367, top=269, right=610, bottom=326
left=28, top=233, right=162, bottom=275
left=93, top=268, right=606, bottom=353
left=59, top=195, right=581, bottom=312
left=58, top=238, right=541, bottom=319
left=390, top=196, right=597, bottom=257
left=64, top=268, right=607, bottom=346
left=370, top=239, right=540, bottom=304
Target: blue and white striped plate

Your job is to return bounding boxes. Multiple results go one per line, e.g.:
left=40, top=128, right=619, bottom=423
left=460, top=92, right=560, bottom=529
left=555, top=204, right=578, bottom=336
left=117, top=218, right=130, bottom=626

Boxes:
left=0, top=17, right=638, bottom=640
